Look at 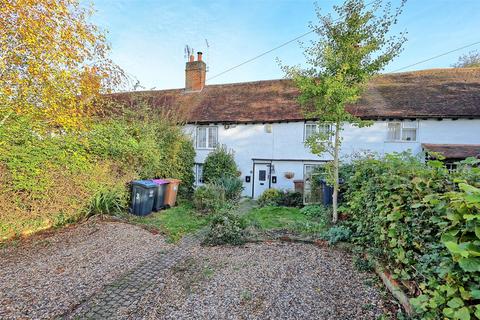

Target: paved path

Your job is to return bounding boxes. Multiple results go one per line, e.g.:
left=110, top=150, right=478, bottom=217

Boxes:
left=63, top=232, right=204, bottom=319
left=63, top=200, right=257, bottom=319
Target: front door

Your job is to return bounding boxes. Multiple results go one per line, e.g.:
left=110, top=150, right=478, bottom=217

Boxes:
left=253, top=163, right=270, bottom=198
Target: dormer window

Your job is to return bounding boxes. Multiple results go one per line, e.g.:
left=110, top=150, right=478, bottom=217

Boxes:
left=387, top=121, right=418, bottom=142
left=196, top=126, right=218, bottom=149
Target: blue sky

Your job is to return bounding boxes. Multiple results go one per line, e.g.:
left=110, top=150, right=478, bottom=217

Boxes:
left=91, top=0, right=480, bottom=90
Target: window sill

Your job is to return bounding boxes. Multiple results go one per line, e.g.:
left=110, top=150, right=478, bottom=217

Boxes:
left=196, top=147, right=216, bottom=150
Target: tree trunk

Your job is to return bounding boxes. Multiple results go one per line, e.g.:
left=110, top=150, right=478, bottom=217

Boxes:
left=332, top=120, right=341, bottom=224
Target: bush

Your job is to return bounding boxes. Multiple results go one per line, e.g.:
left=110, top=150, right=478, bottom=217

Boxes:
left=342, top=153, right=480, bottom=319
left=300, top=204, right=331, bottom=225
left=193, top=184, right=225, bottom=214
left=215, top=175, right=244, bottom=202
left=321, top=225, right=352, bottom=244
left=257, top=188, right=282, bottom=207
left=0, top=110, right=195, bottom=241
left=278, top=190, right=303, bottom=207
left=87, top=187, right=127, bottom=216
left=202, top=145, right=238, bottom=183
left=202, top=211, right=247, bottom=246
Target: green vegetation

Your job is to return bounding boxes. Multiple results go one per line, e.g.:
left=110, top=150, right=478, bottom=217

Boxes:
left=130, top=203, right=209, bottom=243
left=342, top=152, right=480, bottom=319
left=202, top=145, right=238, bottom=183
left=244, top=206, right=328, bottom=235
left=281, top=0, right=406, bottom=222
left=202, top=211, right=247, bottom=246
left=193, top=184, right=226, bottom=214
left=257, top=188, right=303, bottom=208
left=0, top=106, right=195, bottom=241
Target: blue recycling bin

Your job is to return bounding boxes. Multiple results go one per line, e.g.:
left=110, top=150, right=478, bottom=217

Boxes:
left=130, top=180, right=157, bottom=216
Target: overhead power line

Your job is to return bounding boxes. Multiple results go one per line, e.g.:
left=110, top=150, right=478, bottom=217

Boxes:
left=207, top=1, right=377, bottom=82
left=391, top=40, right=480, bottom=72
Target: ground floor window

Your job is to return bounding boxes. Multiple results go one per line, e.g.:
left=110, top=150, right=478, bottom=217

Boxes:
left=195, top=163, right=204, bottom=185
left=303, top=164, right=327, bottom=204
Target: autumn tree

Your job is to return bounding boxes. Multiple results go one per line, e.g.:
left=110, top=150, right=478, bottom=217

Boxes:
left=452, top=50, right=480, bottom=68
left=0, top=0, right=124, bottom=130
left=282, top=0, right=406, bottom=223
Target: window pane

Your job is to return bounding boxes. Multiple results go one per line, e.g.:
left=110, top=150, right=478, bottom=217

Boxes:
left=402, top=128, right=416, bottom=141
left=305, top=124, right=316, bottom=139
left=196, top=164, right=204, bottom=184
left=208, top=127, right=218, bottom=148
left=197, top=127, right=207, bottom=148
left=387, top=123, right=401, bottom=140
left=259, top=170, right=266, bottom=181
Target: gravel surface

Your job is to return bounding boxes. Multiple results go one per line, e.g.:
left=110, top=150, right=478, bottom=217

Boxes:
left=135, top=242, right=391, bottom=320
left=0, top=219, right=170, bottom=319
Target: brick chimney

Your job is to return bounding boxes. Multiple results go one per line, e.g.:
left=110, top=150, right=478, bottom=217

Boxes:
left=185, top=52, right=206, bottom=91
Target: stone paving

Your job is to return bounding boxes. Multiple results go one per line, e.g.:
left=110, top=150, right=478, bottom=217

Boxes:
left=63, top=231, right=204, bottom=319
left=63, top=199, right=255, bottom=319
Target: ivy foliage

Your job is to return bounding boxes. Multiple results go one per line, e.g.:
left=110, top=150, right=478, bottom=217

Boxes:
left=342, top=152, right=480, bottom=319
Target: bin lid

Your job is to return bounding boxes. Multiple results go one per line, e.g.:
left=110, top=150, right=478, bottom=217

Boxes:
left=165, top=178, right=182, bottom=183
left=152, top=179, right=169, bottom=185
left=131, top=180, right=157, bottom=188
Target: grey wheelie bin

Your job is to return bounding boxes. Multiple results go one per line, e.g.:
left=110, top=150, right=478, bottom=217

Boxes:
left=130, top=180, right=157, bottom=216
left=151, top=179, right=170, bottom=211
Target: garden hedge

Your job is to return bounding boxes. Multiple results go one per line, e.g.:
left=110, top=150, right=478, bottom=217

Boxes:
left=342, top=153, right=480, bottom=319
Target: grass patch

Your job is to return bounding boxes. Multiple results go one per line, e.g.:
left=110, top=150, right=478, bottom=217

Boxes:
left=130, top=203, right=209, bottom=243
left=243, top=206, right=327, bottom=235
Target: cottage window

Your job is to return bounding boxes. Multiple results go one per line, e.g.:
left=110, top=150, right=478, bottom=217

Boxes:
left=196, top=126, right=218, bottom=149
left=195, top=163, right=204, bottom=185
left=304, top=122, right=331, bottom=141
left=387, top=122, right=417, bottom=142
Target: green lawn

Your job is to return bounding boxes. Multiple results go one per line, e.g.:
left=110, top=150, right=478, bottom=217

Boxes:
left=130, top=203, right=210, bottom=243
left=243, top=206, right=327, bottom=235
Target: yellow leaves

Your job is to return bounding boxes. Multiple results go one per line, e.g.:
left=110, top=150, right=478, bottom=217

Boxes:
left=0, top=0, right=124, bottom=131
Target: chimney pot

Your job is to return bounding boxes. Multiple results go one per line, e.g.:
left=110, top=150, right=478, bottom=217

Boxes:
left=185, top=51, right=206, bottom=91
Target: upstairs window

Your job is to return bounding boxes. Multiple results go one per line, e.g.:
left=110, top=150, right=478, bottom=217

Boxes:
left=304, top=122, right=332, bottom=141
left=196, top=126, right=218, bottom=149
left=387, top=122, right=418, bottom=142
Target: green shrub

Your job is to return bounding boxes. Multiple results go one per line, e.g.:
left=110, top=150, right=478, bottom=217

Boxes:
left=0, top=110, right=195, bottom=241
left=215, top=175, right=244, bottom=202
left=202, top=211, right=247, bottom=246
left=257, top=188, right=282, bottom=207
left=87, top=187, right=127, bottom=216
left=193, top=184, right=225, bottom=214
left=300, top=204, right=331, bottom=225
left=342, top=153, right=480, bottom=319
left=278, top=190, right=303, bottom=207
left=321, top=225, right=352, bottom=244
left=202, top=145, right=238, bottom=183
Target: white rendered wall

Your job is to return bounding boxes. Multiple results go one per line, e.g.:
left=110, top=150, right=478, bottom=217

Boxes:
left=184, top=119, right=480, bottom=197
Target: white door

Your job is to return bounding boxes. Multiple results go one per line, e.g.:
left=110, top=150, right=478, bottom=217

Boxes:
left=253, top=163, right=270, bottom=198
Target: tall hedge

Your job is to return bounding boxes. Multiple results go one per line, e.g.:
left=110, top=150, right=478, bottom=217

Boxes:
left=342, top=153, right=480, bottom=319
left=0, top=112, right=195, bottom=241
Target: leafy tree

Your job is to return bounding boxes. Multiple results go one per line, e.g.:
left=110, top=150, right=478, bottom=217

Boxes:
left=282, top=0, right=406, bottom=222
left=452, top=50, right=480, bottom=68
left=202, top=145, right=238, bottom=183
left=0, top=0, right=124, bottom=130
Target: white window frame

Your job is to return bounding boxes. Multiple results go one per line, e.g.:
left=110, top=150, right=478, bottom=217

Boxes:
left=196, top=126, right=218, bottom=149
left=195, top=163, right=204, bottom=185
left=386, top=121, right=418, bottom=142
left=304, top=122, right=332, bottom=141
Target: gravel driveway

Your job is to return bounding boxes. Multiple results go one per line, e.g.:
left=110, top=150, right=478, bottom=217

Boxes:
left=135, top=242, right=392, bottom=319
left=0, top=219, right=170, bottom=319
